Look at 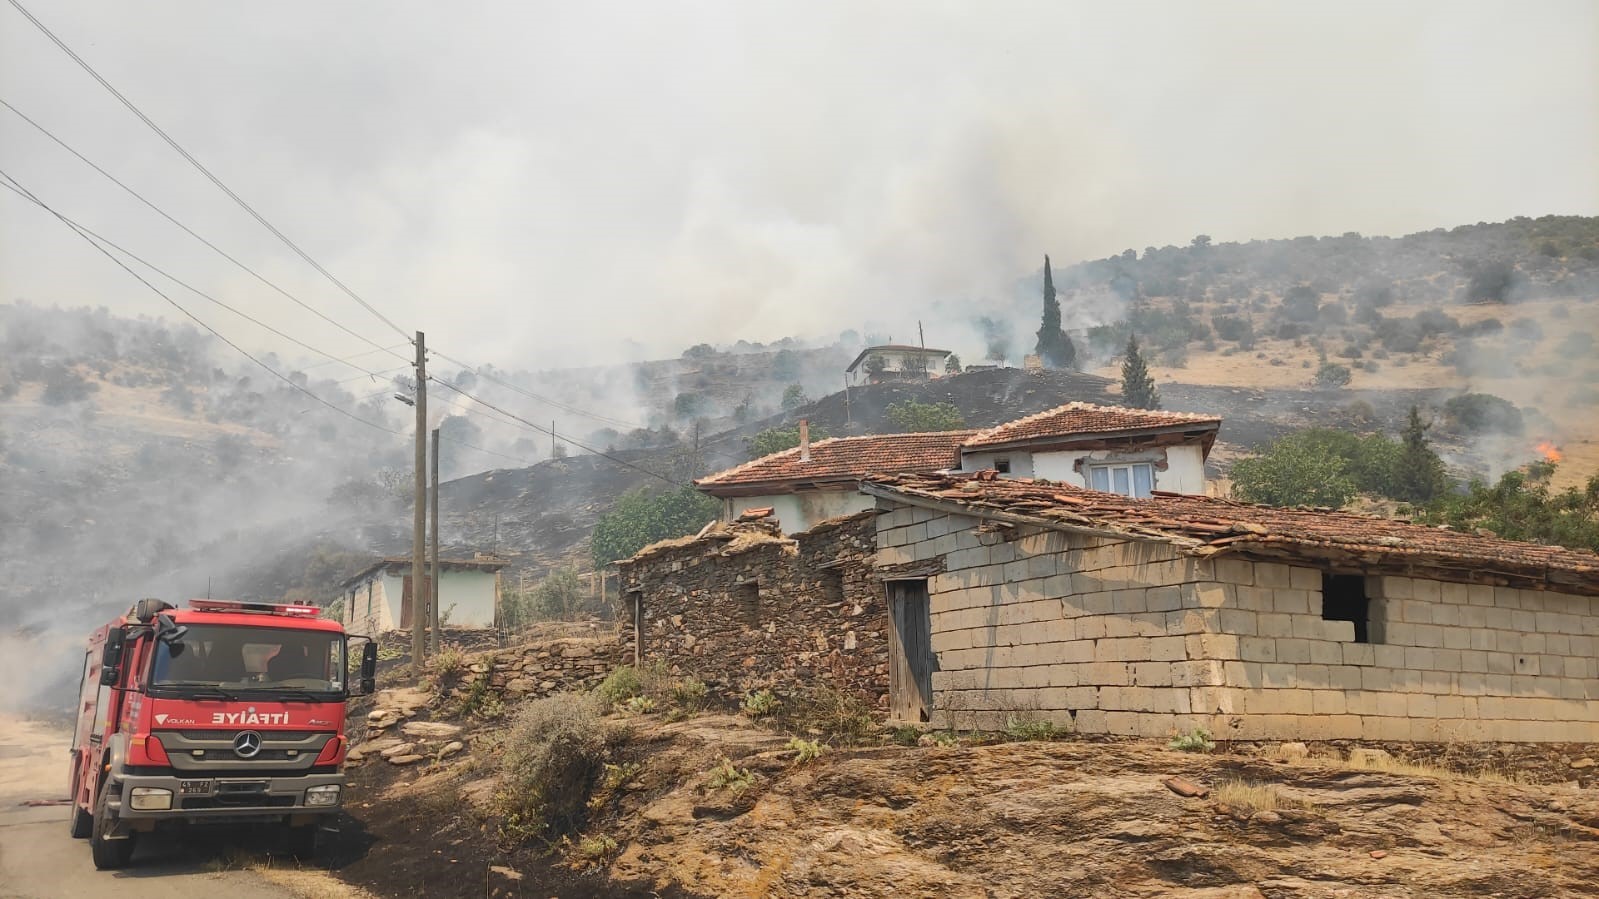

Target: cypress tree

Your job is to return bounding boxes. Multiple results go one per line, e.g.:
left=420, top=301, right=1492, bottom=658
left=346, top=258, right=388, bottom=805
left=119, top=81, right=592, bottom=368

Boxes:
left=1392, top=405, right=1448, bottom=503
left=1120, top=335, right=1160, bottom=409
left=1034, top=255, right=1076, bottom=369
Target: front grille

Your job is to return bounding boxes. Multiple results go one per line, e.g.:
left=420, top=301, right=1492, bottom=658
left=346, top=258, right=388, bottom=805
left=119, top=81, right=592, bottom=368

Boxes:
left=180, top=795, right=297, bottom=810
left=154, top=729, right=333, bottom=772
left=171, top=730, right=322, bottom=741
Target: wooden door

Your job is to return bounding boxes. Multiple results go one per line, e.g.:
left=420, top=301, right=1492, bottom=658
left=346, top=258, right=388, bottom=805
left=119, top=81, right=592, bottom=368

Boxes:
left=887, top=580, right=934, bottom=722
left=400, top=575, right=431, bottom=629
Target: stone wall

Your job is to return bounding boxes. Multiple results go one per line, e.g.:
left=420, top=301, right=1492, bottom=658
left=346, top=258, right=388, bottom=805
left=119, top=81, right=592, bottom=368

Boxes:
left=615, top=512, right=886, bottom=706
left=878, top=499, right=1599, bottom=743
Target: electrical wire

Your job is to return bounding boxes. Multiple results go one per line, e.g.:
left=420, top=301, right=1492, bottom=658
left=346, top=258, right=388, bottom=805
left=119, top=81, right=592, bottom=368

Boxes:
left=5, top=0, right=413, bottom=343
left=0, top=168, right=529, bottom=467
left=430, top=378, right=689, bottom=487
left=0, top=96, right=410, bottom=365
left=431, top=349, right=644, bottom=431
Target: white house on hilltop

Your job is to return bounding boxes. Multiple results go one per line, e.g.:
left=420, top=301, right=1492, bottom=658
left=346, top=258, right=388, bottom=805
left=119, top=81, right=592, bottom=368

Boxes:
left=339, top=557, right=506, bottom=636
left=844, top=344, right=953, bottom=385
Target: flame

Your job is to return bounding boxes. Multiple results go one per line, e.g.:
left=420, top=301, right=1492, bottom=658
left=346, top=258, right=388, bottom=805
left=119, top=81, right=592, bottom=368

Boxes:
left=1535, top=440, right=1563, bottom=463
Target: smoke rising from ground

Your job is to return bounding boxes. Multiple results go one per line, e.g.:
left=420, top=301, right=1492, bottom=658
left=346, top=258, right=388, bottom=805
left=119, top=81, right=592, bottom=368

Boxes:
left=1, top=2, right=1594, bottom=371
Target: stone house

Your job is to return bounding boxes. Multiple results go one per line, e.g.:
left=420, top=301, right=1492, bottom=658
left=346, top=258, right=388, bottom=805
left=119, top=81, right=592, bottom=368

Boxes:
left=614, top=510, right=888, bottom=706
left=845, top=344, right=953, bottom=385
left=339, top=557, right=506, bottom=636
left=695, top=403, right=1221, bottom=534
left=862, top=472, right=1599, bottom=742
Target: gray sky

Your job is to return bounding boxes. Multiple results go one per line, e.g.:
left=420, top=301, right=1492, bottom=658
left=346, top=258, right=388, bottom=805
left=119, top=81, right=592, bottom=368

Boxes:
left=2, top=0, right=1595, bottom=370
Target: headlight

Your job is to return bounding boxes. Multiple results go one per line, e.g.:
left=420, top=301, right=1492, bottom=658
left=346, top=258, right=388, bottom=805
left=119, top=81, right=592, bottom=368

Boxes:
left=128, top=787, right=173, bottom=810
left=305, top=785, right=341, bottom=807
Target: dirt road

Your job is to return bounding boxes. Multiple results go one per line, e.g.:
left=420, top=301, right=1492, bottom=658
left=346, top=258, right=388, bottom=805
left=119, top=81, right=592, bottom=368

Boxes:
left=0, top=716, right=356, bottom=899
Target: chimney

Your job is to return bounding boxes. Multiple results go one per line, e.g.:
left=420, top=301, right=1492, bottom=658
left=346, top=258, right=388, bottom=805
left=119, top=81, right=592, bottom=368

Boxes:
left=799, top=419, right=811, bottom=462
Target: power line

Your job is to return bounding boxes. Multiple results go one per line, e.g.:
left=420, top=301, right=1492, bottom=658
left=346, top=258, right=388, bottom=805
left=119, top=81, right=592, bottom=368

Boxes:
left=0, top=167, right=528, bottom=468
left=0, top=95, right=409, bottom=365
left=1, top=94, right=650, bottom=437
left=0, top=177, right=396, bottom=377
left=5, top=0, right=412, bottom=342
left=431, top=378, right=688, bottom=487
left=431, top=349, right=645, bottom=431
left=0, top=167, right=403, bottom=434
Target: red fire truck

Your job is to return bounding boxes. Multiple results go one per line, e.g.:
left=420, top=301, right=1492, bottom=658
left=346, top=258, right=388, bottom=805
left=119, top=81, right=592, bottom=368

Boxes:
left=69, top=598, right=377, bottom=869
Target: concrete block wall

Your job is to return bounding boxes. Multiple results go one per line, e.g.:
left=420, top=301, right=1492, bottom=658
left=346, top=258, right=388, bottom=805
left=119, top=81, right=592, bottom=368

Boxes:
left=879, top=504, right=1227, bottom=736
left=880, top=501, right=1599, bottom=742
left=1145, top=563, right=1598, bottom=743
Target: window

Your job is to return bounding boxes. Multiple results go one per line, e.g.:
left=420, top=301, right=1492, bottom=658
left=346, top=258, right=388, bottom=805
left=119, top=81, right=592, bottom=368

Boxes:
left=1322, top=573, right=1373, bottom=643
left=994, top=457, right=1011, bottom=474
left=735, top=582, right=760, bottom=626
left=1088, top=462, right=1154, bottom=498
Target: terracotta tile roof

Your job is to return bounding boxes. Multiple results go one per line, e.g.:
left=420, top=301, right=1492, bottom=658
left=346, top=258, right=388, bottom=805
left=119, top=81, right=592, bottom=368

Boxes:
left=861, top=473, right=1599, bottom=593
left=963, top=402, right=1221, bottom=449
left=696, top=431, right=978, bottom=491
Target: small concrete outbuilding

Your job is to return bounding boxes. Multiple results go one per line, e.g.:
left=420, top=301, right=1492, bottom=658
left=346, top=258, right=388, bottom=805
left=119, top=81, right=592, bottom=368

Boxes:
left=862, top=472, right=1599, bottom=742
left=339, top=557, right=506, bottom=636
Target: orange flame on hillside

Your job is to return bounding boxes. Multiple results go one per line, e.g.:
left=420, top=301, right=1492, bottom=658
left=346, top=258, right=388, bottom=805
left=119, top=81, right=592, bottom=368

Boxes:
left=1536, top=440, right=1563, bottom=463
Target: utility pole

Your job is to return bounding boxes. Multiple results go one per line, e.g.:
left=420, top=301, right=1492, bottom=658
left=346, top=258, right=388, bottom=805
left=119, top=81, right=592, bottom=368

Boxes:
left=430, top=426, right=441, bottom=653
left=411, top=331, right=427, bottom=669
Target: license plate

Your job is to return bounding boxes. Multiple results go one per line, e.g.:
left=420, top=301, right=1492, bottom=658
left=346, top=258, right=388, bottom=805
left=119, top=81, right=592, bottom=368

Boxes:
left=179, top=780, right=212, bottom=795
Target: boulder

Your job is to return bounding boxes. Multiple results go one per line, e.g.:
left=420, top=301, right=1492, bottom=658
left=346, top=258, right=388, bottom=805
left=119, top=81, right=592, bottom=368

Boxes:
left=1349, top=748, right=1392, bottom=767
left=1571, top=758, right=1595, bottom=770
left=439, top=741, right=466, bottom=758
left=401, top=721, right=463, bottom=740
left=387, top=753, right=424, bottom=766
left=1275, top=742, right=1310, bottom=761
left=379, top=742, right=417, bottom=759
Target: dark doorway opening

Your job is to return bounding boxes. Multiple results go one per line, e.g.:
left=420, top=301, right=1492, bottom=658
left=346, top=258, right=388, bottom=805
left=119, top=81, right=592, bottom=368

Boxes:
left=1322, top=573, right=1372, bottom=643
left=735, top=582, right=760, bottom=626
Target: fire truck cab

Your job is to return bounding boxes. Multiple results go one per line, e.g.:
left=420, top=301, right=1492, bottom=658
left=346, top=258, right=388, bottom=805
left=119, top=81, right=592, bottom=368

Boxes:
left=70, top=598, right=377, bottom=869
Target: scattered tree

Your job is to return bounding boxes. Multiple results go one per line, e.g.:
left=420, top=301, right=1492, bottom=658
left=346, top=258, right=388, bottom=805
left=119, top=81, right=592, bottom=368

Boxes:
left=944, top=353, right=962, bottom=374
left=746, top=423, right=830, bottom=459
left=1391, top=406, right=1449, bottom=503
left=1034, top=255, right=1077, bottom=369
left=1464, top=260, right=1515, bottom=303
left=1419, top=464, right=1599, bottom=552
left=591, top=486, right=720, bottom=567
left=1442, top=392, right=1523, bottom=435
left=1230, top=437, right=1357, bottom=508
left=863, top=354, right=889, bottom=379
left=884, top=400, right=965, bottom=433
left=1314, top=363, right=1352, bottom=388
left=1119, top=335, right=1160, bottom=410
left=780, top=384, right=808, bottom=411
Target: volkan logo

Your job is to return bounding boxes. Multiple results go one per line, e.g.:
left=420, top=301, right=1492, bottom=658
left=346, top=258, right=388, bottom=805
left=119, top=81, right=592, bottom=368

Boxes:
left=154, top=713, right=168, bottom=725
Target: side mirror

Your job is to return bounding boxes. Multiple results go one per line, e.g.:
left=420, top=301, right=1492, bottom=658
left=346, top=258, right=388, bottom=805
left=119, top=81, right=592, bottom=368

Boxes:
left=359, top=642, right=378, bottom=695
left=99, top=629, right=125, bottom=686
left=155, top=613, right=188, bottom=644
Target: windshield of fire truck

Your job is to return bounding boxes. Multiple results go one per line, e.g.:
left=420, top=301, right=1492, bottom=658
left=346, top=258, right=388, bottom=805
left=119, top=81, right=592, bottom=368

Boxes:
left=150, top=625, right=346, bottom=695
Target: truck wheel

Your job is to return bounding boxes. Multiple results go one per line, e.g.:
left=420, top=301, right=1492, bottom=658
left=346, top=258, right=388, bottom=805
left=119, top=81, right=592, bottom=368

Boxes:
left=68, top=802, right=92, bottom=839
left=284, top=823, right=319, bottom=862
left=89, top=782, right=136, bottom=870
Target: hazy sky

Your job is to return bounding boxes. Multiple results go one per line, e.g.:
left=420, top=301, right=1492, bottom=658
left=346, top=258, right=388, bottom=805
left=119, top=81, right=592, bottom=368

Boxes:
left=1, top=0, right=1595, bottom=370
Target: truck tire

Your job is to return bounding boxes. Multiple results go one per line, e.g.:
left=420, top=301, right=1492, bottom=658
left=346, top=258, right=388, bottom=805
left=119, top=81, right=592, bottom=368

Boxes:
left=69, top=802, right=92, bottom=839
left=89, top=781, right=136, bottom=870
left=284, top=823, right=319, bottom=862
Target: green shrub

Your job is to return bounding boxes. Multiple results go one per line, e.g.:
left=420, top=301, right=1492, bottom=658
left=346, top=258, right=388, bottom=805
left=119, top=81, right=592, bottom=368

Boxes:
left=496, top=692, right=625, bottom=846
left=885, top=400, right=966, bottom=433
left=623, top=696, right=656, bottom=715
left=742, top=689, right=779, bottom=719
left=577, top=834, right=618, bottom=860
left=786, top=738, right=827, bottom=765
left=670, top=677, right=710, bottom=713
left=889, top=725, right=922, bottom=746
left=1004, top=715, right=1058, bottom=742
left=705, top=758, right=755, bottom=793
left=432, top=644, right=467, bottom=677
left=1314, top=362, right=1352, bottom=388
left=1443, top=393, right=1524, bottom=435
left=1169, top=728, right=1215, bottom=753
left=596, top=666, right=643, bottom=706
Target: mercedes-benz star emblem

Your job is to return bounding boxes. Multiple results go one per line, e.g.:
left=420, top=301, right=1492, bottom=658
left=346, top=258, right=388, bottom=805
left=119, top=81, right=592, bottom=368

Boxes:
left=233, top=731, right=263, bottom=758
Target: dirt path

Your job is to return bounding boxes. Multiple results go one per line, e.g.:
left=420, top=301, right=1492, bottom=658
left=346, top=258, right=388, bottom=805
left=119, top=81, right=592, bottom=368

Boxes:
left=0, top=716, right=365, bottom=899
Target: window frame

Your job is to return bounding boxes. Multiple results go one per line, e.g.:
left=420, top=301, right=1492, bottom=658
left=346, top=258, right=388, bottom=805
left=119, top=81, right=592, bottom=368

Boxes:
left=1087, top=461, right=1155, bottom=498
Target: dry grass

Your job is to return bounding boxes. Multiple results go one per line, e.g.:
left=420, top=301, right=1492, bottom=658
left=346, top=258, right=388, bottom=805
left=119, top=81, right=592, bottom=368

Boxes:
left=1212, top=778, right=1314, bottom=813
left=1342, top=751, right=1532, bottom=785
